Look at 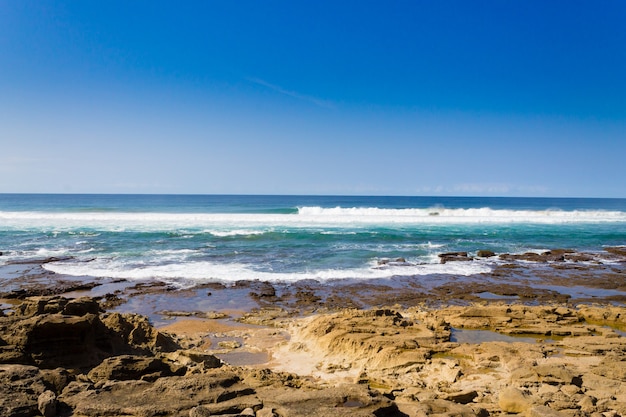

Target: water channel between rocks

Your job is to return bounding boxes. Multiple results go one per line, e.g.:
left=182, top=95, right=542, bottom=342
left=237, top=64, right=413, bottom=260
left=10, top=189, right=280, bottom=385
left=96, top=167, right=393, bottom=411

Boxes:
left=450, top=328, right=556, bottom=344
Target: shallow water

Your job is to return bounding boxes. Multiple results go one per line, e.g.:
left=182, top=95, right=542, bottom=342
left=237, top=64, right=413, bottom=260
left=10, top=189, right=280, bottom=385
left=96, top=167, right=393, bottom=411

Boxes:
left=450, top=328, right=554, bottom=344
left=475, top=292, right=519, bottom=300
left=111, top=287, right=259, bottom=326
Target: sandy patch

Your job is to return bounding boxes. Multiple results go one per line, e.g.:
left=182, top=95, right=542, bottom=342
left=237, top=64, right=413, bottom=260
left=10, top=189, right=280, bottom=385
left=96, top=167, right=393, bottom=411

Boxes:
left=158, top=318, right=245, bottom=335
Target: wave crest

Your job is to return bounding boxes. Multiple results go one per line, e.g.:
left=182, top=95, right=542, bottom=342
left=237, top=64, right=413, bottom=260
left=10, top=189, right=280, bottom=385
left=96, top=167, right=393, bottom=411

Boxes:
left=297, top=206, right=626, bottom=224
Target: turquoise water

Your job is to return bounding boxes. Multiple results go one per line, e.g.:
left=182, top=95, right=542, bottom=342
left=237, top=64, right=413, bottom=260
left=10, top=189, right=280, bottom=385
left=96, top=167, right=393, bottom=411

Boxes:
left=1, top=194, right=625, bottom=287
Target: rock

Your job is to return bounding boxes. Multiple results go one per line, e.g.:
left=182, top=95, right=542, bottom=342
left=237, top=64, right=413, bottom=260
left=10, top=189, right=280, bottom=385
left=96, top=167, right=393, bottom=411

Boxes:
left=60, top=372, right=261, bottom=416
left=499, top=387, right=532, bottom=413
left=37, top=390, right=56, bottom=417
left=249, top=282, right=276, bottom=298
left=498, top=249, right=575, bottom=263
left=379, top=257, right=408, bottom=265
left=439, top=252, right=472, bottom=263
left=4, top=296, right=626, bottom=416
left=40, top=367, right=73, bottom=394
left=256, top=408, right=278, bottom=417
left=443, top=390, right=479, bottom=404
left=605, top=246, right=626, bottom=257
left=0, top=364, right=48, bottom=417
left=535, top=364, right=579, bottom=385
left=258, top=384, right=398, bottom=417
left=63, top=296, right=102, bottom=316
left=14, top=312, right=102, bottom=369
left=218, top=340, right=241, bottom=349
left=410, top=399, right=477, bottom=417
left=476, top=250, right=496, bottom=257
left=189, top=405, right=212, bottom=416
left=0, top=296, right=179, bottom=370
left=100, top=312, right=179, bottom=353
left=578, top=395, right=597, bottom=413
left=166, top=350, right=222, bottom=369
left=523, top=405, right=565, bottom=416
left=87, top=355, right=186, bottom=382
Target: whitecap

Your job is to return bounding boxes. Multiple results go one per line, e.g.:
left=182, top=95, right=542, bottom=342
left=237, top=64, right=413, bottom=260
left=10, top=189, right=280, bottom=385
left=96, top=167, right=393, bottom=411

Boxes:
left=42, top=257, right=492, bottom=287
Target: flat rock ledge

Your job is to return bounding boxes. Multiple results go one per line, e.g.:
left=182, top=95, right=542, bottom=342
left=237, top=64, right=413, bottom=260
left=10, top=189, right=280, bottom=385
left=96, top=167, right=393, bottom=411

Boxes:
left=1, top=296, right=626, bottom=416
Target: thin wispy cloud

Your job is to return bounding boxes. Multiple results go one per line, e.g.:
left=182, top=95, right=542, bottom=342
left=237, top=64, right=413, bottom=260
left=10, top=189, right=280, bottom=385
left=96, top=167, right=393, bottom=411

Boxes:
left=247, top=78, right=336, bottom=110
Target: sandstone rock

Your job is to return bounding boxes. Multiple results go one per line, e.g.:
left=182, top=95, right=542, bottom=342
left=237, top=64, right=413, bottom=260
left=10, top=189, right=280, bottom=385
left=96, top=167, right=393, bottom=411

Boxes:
left=258, top=384, right=398, bottom=417
left=535, top=364, right=579, bottom=385
left=218, top=340, right=241, bottom=349
left=37, top=390, right=56, bottom=417
left=87, top=354, right=186, bottom=382
left=40, top=367, right=72, bottom=394
left=256, top=408, right=279, bottom=417
left=523, top=405, right=565, bottom=416
left=166, top=350, right=222, bottom=370
left=0, top=364, right=48, bottom=417
left=13, top=295, right=100, bottom=317
left=578, top=395, right=597, bottom=414
left=476, top=250, right=496, bottom=257
left=189, top=405, right=212, bottom=416
left=499, top=386, right=532, bottom=413
left=0, top=297, right=179, bottom=370
left=4, top=297, right=626, bottom=416
left=443, top=389, right=478, bottom=404
left=100, top=312, right=179, bottom=354
left=410, top=399, right=477, bottom=417
left=60, top=372, right=261, bottom=417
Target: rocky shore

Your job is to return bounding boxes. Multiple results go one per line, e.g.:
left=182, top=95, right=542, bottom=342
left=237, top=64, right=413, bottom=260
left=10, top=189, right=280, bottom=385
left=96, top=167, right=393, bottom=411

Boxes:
left=1, top=248, right=626, bottom=416
left=1, top=294, right=625, bottom=416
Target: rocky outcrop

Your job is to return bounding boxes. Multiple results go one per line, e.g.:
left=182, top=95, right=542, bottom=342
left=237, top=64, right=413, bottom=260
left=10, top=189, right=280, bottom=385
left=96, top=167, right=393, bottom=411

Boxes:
left=499, top=249, right=576, bottom=262
left=3, top=295, right=626, bottom=416
left=270, top=304, right=626, bottom=416
left=59, top=371, right=262, bottom=416
left=0, top=296, right=405, bottom=417
left=0, top=296, right=178, bottom=370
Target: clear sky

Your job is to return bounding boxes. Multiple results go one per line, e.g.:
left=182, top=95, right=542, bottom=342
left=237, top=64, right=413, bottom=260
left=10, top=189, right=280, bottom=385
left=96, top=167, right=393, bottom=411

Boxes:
left=1, top=1, right=625, bottom=197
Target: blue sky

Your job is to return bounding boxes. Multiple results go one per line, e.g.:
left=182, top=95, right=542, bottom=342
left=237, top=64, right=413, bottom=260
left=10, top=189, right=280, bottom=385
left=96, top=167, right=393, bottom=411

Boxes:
left=1, top=1, right=625, bottom=197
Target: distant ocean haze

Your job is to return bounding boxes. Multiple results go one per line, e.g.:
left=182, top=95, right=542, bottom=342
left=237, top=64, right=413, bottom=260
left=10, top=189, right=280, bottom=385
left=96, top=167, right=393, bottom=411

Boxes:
left=1, top=194, right=625, bottom=287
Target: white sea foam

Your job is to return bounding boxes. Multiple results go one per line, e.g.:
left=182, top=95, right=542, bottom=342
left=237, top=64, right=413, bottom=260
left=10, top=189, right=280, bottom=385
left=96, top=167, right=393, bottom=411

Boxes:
left=42, top=257, right=491, bottom=287
left=297, top=206, right=626, bottom=224
left=204, top=229, right=267, bottom=237
left=2, top=206, right=624, bottom=233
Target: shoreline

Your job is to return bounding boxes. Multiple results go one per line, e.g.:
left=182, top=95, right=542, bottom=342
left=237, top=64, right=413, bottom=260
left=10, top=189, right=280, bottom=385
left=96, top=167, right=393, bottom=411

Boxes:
left=1, top=248, right=626, bottom=415
left=2, top=247, right=625, bottom=320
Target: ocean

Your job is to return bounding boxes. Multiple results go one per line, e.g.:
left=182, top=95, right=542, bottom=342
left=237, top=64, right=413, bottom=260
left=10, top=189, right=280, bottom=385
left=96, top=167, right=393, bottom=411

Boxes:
left=1, top=194, right=625, bottom=289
